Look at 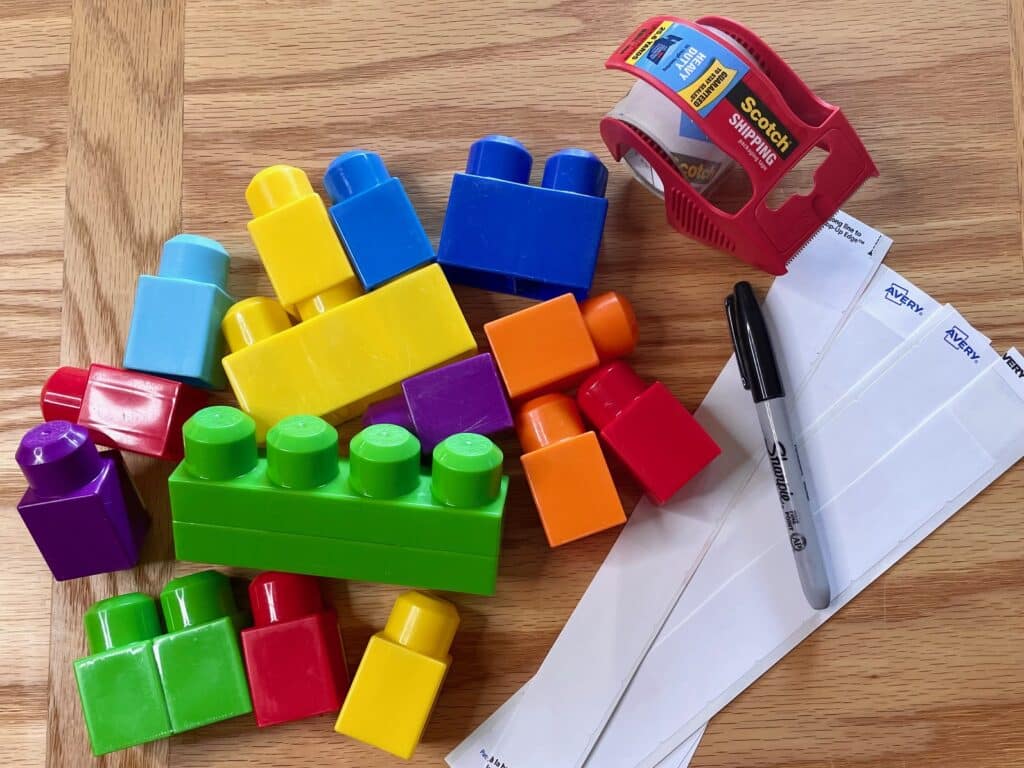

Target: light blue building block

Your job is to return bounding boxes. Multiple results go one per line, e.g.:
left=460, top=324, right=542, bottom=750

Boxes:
left=124, top=235, right=234, bottom=389
left=324, top=150, right=434, bottom=290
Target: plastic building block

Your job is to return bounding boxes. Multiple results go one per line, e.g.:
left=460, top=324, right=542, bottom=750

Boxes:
left=362, top=394, right=415, bottom=433
left=221, top=263, right=476, bottom=437
left=242, top=572, right=349, bottom=727
left=73, top=593, right=173, bottom=755
left=437, top=135, right=609, bottom=300
left=124, top=234, right=234, bottom=389
left=169, top=407, right=507, bottom=595
left=362, top=354, right=512, bottom=452
left=516, top=394, right=625, bottom=546
left=16, top=421, right=148, bottom=580
left=578, top=361, right=721, bottom=504
left=484, top=291, right=638, bottom=401
left=335, top=591, right=459, bottom=759
left=325, top=150, right=434, bottom=290
left=40, top=363, right=208, bottom=461
left=151, top=570, right=252, bottom=732
left=246, top=164, right=361, bottom=317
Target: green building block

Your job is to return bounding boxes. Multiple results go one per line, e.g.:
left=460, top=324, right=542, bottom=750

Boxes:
left=168, top=408, right=507, bottom=594
left=72, top=570, right=252, bottom=756
left=73, top=593, right=173, bottom=755
left=153, top=571, right=252, bottom=731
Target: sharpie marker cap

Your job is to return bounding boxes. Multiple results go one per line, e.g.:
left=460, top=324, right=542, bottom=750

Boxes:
left=725, top=281, right=783, bottom=402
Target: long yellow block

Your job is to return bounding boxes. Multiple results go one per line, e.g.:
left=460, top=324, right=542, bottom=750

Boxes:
left=222, top=264, right=476, bottom=437
left=335, top=592, right=458, bottom=760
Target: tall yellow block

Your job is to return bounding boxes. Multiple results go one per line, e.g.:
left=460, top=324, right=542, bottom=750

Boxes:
left=246, top=164, right=362, bottom=318
left=335, top=591, right=459, bottom=760
left=222, top=264, right=475, bottom=438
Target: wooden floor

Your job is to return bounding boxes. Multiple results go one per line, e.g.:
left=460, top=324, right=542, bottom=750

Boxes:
left=1, top=1, right=1022, bottom=766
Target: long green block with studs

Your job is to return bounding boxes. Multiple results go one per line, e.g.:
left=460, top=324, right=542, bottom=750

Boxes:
left=72, top=570, right=253, bottom=755
left=168, top=406, right=508, bottom=595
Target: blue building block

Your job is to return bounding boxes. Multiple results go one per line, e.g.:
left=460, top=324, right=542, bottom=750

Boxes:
left=124, top=234, right=234, bottom=389
left=324, top=150, right=434, bottom=290
left=437, top=135, right=609, bottom=301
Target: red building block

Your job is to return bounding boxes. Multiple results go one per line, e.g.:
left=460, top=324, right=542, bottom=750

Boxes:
left=241, top=572, right=349, bottom=727
left=40, top=364, right=208, bottom=461
left=577, top=361, right=721, bottom=505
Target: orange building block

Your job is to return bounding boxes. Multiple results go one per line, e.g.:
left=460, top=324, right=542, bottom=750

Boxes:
left=516, top=393, right=625, bottom=546
left=484, top=292, right=638, bottom=401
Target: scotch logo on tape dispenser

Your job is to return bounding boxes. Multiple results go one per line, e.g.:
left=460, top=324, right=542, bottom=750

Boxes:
left=601, top=16, right=878, bottom=274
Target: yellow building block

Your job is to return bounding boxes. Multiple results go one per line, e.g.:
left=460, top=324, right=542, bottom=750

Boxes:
left=221, top=264, right=476, bottom=437
left=246, top=164, right=361, bottom=319
left=335, top=592, right=459, bottom=760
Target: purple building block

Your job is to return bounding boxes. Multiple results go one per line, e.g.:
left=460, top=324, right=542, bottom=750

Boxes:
left=362, top=394, right=415, bottom=433
left=16, top=421, right=149, bottom=581
left=402, top=353, right=513, bottom=452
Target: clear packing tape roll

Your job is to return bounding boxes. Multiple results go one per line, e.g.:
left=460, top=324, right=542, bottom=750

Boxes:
left=599, top=15, right=879, bottom=274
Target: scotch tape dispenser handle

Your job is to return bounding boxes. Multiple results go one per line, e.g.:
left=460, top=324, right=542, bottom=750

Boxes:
left=601, top=15, right=879, bottom=274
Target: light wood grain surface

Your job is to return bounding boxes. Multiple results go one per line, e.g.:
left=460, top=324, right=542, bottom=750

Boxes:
left=1, top=1, right=1022, bottom=766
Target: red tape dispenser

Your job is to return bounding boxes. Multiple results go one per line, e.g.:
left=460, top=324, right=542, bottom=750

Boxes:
left=601, top=16, right=878, bottom=274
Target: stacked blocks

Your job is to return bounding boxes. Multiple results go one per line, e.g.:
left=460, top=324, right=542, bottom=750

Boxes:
left=16, top=421, right=148, bottom=580
left=169, top=407, right=508, bottom=595
left=224, top=163, right=475, bottom=437
left=516, top=394, right=625, bottom=546
left=484, top=291, right=638, bottom=401
left=335, top=591, right=459, bottom=759
left=242, top=572, right=349, bottom=727
left=438, top=135, right=609, bottom=300
left=363, top=353, right=513, bottom=452
left=578, top=362, right=721, bottom=504
left=325, top=150, right=435, bottom=290
left=124, top=234, right=234, bottom=389
left=73, top=570, right=252, bottom=755
left=40, top=363, right=208, bottom=461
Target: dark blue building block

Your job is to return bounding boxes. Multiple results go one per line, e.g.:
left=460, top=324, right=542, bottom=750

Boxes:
left=124, top=234, right=233, bottom=390
left=437, top=135, right=609, bottom=301
left=324, top=150, right=434, bottom=291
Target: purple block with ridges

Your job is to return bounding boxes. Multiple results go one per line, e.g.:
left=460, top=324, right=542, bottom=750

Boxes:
left=402, top=353, right=513, bottom=451
left=361, top=394, right=415, bottom=433
left=16, top=421, right=149, bottom=580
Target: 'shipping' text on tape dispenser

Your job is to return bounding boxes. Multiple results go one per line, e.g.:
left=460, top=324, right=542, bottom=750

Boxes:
left=601, top=16, right=878, bottom=274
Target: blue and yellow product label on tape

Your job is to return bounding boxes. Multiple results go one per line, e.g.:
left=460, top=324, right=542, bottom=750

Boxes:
left=625, top=21, right=750, bottom=117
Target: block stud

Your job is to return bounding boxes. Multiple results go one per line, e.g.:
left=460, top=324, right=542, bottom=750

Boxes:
left=182, top=406, right=258, bottom=481
left=323, top=150, right=390, bottom=202
left=431, top=433, right=504, bottom=508
left=466, top=135, right=532, bottom=183
left=515, top=393, right=585, bottom=453
left=16, top=421, right=103, bottom=498
left=382, top=591, right=459, bottom=660
left=541, top=148, right=608, bottom=197
left=295, top=282, right=362, bottom=321
left=266, top=415, right=339, bottom=490
left=348, top=424, right=421, bottom=499
left=160, top=569, right=239, bottom=633
left=39, top=366, right=89, bottom=423
left=576, top=361, right=647, bottom=430
left=249, top=572, right=324, bottom=626
left=580, top=291, right=639, bottom=361
left=157, top=234, right=230, bottom=291
left=83, top=592, right=163, bottom=654
left=222, top=297, right=293, bottom=352
left=246, top=164, right=314, bottom=218
left=361, top=395, right=415, bottom=433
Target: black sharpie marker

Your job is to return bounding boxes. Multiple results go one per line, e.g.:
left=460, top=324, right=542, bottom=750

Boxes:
left=726, top=281, right=832, bottom=610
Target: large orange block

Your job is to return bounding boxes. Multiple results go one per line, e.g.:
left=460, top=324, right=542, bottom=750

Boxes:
left=516, top=393, right=625, bottom=546
left=484, top=292, right=637, bottom=401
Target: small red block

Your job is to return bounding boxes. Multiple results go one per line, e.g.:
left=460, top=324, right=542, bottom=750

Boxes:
left=578, top=361, right=721, bottom=504
left=241, top=572, right=349, bottom=727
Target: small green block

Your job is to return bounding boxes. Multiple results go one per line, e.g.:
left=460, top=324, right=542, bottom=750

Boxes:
left=73, top=642, right=173, bottom=755
left=153, top=617, right=252, bottom=732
